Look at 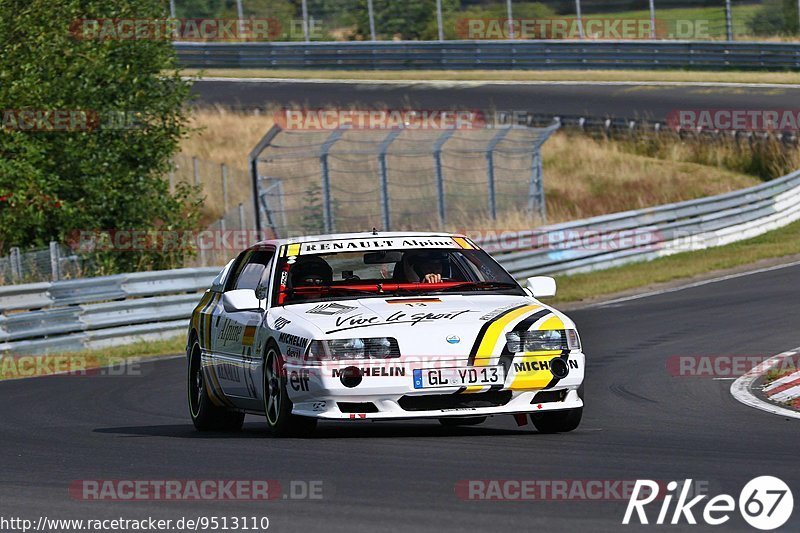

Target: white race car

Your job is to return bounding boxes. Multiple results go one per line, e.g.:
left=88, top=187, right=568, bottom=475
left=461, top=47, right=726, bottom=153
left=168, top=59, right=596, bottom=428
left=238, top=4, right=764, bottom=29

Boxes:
left=187, top=232, right=584, bottom=436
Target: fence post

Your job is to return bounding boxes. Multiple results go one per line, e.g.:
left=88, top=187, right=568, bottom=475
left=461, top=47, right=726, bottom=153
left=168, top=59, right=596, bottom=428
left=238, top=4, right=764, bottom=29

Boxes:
left=724, top=0, right=733, bottom=41
left=486, top=128, right=511, bottom=221
left=529, top=152, right=546, bottom=222
left=436, top=0, right=444, bottom=41
left=192, top=156, right=200, bottom=186
left=301, top=0, right=310, bottom=42
left=221, top=163, right=229, bottom=212
left=377, top=130, right=402, bottom=232
left=367, top=0, right=377, bottom=40
left=649, top=0, right=656, bottom=39
left=433, top=129, right=455, bottom=229
left=49, top=241, right=60, bottom=282
left=506, top=0, right=514, bottom=39
left=319, top=130, right=343, bottom=234
left=575, top=0, right=584, bottom=39
left=378, top=154, right=391, bottom=231
left=9, top=247, right=21, bottom=282
left=236, top=0, right=245, bottom=40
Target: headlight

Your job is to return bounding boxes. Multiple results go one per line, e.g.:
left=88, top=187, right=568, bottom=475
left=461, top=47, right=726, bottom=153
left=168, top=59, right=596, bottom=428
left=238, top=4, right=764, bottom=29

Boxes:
left=506, top=329, right=581, bottom=352
left=306, top=337, right=399, bottom=361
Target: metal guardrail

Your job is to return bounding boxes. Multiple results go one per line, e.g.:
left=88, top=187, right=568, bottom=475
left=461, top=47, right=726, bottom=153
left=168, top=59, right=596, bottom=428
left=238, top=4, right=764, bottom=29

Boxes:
left=0, top=268, right=218, bottom=355
left=3, top=166, right=800, bottom=355
left=477, top=169, right=800, bottom=278
left=175, top=40, right=800, bottom=71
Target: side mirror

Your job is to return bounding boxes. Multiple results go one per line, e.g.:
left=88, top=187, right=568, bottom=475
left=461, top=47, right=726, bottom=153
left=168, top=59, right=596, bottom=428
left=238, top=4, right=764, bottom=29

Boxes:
left=222, top=289, right=263, bottom=312
left=526, top=276, right=557, bottom=298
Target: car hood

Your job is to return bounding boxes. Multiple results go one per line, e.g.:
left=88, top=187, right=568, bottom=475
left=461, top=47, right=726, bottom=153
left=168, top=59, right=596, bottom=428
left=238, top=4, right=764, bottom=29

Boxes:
left=272, top=295, right=575, bottom=358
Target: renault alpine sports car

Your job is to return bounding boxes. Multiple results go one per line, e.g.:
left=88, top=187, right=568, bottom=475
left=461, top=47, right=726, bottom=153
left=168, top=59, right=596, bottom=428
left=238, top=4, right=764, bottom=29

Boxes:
left=187, top=232, right=585, bottom=436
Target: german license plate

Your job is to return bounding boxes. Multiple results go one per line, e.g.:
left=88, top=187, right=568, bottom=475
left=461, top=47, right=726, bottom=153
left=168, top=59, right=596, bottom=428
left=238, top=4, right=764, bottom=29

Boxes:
left=413, top=366, right=505, bottom=389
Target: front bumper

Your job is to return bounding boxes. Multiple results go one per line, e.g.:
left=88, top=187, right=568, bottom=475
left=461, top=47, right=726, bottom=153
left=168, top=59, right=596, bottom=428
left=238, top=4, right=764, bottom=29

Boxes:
left=285, top=351, right=585, bottom=420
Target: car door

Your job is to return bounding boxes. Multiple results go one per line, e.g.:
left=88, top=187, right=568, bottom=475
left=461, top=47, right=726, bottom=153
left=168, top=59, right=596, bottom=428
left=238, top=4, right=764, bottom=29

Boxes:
left=212, top=247, right=275, bottom=401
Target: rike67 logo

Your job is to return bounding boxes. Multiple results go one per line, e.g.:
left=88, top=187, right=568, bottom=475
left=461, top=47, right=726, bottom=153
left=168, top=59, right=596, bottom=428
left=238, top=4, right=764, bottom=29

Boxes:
left=624, top=477, right=793, bottom=530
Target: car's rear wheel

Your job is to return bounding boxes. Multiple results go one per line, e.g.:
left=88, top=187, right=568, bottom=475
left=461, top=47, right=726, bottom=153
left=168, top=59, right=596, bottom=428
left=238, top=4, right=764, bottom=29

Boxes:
left=188, top=338, right=245, bottom=432
left=263, top=344, right=317, bottom=438
left=530, top=384, right=583, bottom=434
left=438, top=416, right=486, bottom=427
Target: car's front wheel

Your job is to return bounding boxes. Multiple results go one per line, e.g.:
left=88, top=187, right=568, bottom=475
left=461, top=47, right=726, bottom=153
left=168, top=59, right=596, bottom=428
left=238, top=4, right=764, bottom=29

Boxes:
left=530, top=385, right=583, bottom=433
left=530, top=407, right=582, bottom=433
left=263, top=344, right=317, bottom=438
left=188, top=338, right=245, bottom=432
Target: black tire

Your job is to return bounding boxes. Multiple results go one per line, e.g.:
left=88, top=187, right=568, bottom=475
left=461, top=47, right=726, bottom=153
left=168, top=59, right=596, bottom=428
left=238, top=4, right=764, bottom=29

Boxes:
left=263, top=344, right=317, bottom=438
left=530, top=408, right=582, bottom=433
left=530, top=384, right=584, bottom=434
left=438, top=416, right=487, bottom=427
left=188, top=338, right=245, bottom=432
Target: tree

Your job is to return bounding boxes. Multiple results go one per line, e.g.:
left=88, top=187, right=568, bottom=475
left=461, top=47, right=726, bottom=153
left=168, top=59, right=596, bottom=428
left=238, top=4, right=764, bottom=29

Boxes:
left=0, top=0, right=200, bottom=272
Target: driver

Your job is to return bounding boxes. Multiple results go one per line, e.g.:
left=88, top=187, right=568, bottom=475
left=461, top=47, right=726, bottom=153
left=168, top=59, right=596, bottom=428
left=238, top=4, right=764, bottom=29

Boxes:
left=402, top=251, right=447, bottom=284
left=291, top=256, right=333, bottom=287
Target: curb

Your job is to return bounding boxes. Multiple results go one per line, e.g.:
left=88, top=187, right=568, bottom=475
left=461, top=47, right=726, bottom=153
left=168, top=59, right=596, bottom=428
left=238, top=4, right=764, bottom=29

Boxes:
left=730, top=349, right=800, bottom=420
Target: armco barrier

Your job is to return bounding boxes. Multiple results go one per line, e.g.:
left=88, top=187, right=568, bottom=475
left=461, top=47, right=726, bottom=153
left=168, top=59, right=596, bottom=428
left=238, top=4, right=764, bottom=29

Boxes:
left=0, top=268, right=218, bottom=355
left=477, top=169, right=800, bottom=278
left=174, top=40, right=800, bottom=71
left=2, top=167, right=800, bottom=356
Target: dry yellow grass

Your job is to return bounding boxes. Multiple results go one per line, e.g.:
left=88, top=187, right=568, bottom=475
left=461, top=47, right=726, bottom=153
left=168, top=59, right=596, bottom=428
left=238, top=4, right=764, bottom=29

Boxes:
left=179, top=108, right=760, bottom=229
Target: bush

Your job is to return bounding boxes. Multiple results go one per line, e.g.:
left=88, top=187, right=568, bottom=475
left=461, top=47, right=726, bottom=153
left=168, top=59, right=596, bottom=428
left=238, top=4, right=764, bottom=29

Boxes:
left=748, top=0, right=799, bottom=36
left=0, top=0, right=201, bottom=272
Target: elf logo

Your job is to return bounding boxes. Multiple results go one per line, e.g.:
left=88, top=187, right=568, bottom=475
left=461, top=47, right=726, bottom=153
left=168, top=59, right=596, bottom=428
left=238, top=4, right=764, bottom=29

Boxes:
left=289, top=370, right=310, bottom=392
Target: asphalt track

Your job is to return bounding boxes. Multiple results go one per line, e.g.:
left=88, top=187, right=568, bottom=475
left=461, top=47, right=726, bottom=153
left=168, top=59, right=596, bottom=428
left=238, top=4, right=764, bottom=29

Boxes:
left=191, top=79, right=800, bottom=120
left=1, top=263, right=798, bottom=532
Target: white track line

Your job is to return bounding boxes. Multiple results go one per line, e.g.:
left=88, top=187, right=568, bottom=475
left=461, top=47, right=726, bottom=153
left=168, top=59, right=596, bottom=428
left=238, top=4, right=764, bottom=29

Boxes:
left=730, top=349, right=800, bottom=420
left=190, top=76, right=800, bottom=89
left=584, top=259, right=800, bottom=309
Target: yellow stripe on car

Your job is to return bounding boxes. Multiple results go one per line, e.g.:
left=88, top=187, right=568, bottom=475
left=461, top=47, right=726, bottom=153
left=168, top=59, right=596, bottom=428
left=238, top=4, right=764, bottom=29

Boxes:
left=465, top=304, right=540, bottom=393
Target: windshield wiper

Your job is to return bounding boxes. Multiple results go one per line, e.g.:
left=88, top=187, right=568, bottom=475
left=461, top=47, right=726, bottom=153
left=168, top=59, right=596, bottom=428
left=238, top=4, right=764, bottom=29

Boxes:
left=435, top=281, right=520, bottom=292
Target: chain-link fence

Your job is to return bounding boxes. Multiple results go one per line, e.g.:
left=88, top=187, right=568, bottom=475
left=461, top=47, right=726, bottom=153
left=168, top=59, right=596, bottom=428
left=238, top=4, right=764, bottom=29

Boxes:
left=169, top=1, right=796, bottom=42
left=0, top=243, right=83, bottom=285
left=250, top=117, right=559, bottom=238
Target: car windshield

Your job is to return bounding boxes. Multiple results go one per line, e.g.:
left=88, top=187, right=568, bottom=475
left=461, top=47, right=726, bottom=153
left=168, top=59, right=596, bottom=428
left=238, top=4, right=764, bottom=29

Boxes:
left=273, top=240, right=524, bottom=306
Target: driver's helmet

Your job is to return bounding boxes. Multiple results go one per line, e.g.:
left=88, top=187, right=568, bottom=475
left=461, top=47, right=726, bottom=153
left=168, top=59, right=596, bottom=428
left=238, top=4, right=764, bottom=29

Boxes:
left=291, top=256, right=333, bottom=287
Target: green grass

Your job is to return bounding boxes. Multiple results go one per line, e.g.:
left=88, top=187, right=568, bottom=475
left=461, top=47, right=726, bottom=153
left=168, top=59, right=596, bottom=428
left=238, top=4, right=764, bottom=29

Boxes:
left=0, top=336, right=185, bottom=381
left=552, top=218, right=800, bottom=304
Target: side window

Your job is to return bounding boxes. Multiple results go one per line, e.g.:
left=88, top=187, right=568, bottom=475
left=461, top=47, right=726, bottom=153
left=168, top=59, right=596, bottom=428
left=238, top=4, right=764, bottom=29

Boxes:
left=233, top=250, right=275, bottom=291
left=223, top=251, right=251, bottom=292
